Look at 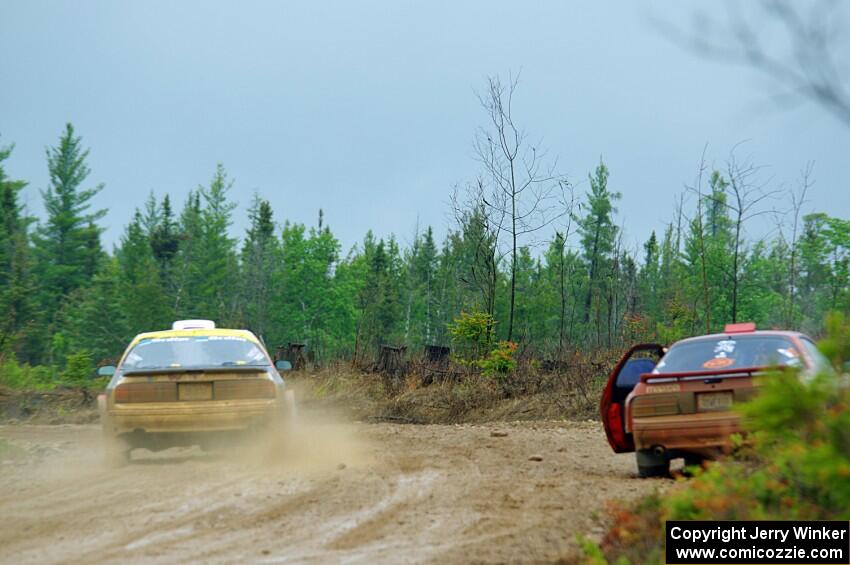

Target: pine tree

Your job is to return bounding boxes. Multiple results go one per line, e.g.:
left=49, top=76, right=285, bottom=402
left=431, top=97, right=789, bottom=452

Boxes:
left=196, top=165, right=239, bottom=322
left=352, top=234, right=406, bottom=359
left=174, top=190, right=203, bottom=314
left=150, top=194, right=180, bottom=297
left=31, top=124, right=106, bottom=362
left=456, top=204, right=499, bottom=318
left=577, top=159, right=620, bottom=344
left=639, top=231, right=661, bottom=323
left=241, top=196, right=279, bottom=339
left=174, top=165, right=238, bottom=322
left=117, top=210, right=171, bottom=332
left=56, top=259, right=128, bottom=365
left=0, top=140, right=33, bottom=359
left=32, top=124, right=106, bottom=306
left=406, top=226, right=439, bottom=347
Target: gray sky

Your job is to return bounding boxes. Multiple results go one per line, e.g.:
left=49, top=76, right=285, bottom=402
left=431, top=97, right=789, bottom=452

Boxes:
left=1, top=1, right=848, bottom=256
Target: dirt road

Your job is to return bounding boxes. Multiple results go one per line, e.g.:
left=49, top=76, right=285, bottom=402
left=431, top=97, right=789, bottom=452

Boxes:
left=0, top=418, right=662, bottom=564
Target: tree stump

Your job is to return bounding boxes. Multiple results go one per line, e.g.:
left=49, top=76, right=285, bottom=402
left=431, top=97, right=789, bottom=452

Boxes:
left=421, top=345, right=451, bottom=385
left=377, top=344, right=407, bottom=393
left=424, top=345, right=450, bottom=368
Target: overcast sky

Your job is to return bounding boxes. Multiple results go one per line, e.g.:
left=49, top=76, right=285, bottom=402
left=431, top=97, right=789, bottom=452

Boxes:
left=1, top=1, right=848, bottom=255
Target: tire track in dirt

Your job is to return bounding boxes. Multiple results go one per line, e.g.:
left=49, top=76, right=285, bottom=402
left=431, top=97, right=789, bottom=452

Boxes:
left=0, top=420, right=664, bottom=564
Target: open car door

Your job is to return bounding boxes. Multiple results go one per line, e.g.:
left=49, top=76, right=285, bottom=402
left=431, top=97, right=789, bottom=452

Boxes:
left=600, top=343, right=664, bottom=453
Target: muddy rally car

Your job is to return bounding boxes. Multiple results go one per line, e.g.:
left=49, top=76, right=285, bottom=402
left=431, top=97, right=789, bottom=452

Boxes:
left=600, top=323, right=828, bottom=477
left=97, top=320, right=295, bottom=464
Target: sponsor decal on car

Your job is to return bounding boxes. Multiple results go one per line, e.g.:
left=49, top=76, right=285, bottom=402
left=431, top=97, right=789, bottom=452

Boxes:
left=645, top=384, right=680, bottom=394
left=703, top=357, right=734, bottom=369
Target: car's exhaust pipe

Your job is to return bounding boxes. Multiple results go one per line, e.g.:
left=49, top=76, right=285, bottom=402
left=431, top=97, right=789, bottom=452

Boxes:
left=652, top=445, right=666, bottom=457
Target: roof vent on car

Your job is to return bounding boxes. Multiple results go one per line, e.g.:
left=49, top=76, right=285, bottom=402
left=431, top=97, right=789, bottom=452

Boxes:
left=724, top=322, right=756, bottom=334
left=172, top=319, right=216, bottom=330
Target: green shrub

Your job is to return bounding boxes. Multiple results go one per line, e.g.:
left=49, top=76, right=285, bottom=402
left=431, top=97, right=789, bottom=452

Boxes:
left=476, top=340, right=517, bottom=377
left=447, top=312, right=518, bottom=378
left=0, top=358, right=56, bottom=391
left=448, top=311, right=496, bottom=363
left=62, top=350, right=94, bottom=385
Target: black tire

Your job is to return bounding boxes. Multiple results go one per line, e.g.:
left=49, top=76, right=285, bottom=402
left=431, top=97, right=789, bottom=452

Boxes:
left=636, top=449, right=670, bottom=478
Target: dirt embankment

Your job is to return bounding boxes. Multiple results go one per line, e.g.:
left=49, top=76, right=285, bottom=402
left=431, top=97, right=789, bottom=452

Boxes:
left=0, top=417, right=663, bottom=564
left=0, top=385, right=98, bottom=425
left=293, top=368, right=604, bottom=425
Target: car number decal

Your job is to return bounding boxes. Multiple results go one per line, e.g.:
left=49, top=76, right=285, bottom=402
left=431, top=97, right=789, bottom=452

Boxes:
left=703, top=357, right=734, bottom=369
left=712, top=339, right=736, bottom=357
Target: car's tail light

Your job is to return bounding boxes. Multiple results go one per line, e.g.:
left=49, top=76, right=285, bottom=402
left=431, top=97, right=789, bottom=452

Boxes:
left=214, top=379, right=276, bottom=400
left=630, top=394, right=680, bottom=418
left=113, top=382, right=177, bottom=403
left=606, top=403, right=626, bottom=446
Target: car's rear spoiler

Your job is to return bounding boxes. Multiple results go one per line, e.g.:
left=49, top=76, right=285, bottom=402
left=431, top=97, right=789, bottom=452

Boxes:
left=121, top=366, right=269, bottom=376
left=640, top=366, right=766, bottom=382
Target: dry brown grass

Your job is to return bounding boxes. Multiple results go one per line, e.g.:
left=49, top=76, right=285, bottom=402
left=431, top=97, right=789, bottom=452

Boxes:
left=290, top=349, right=619, bottom=425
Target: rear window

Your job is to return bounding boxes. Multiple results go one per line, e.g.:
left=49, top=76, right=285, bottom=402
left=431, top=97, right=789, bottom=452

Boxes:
left=653, top=335, right=803, bottom=374
left=798, top=337, right=834, bottom=374
left=121, top=336, right=269, bottom=371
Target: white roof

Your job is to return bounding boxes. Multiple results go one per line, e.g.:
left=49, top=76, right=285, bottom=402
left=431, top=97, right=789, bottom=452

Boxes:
left=172, top=319, right=216, bottom=330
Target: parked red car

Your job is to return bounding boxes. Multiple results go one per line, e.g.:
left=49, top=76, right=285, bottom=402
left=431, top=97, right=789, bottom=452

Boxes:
left=600, top=323, right=829, bottom=477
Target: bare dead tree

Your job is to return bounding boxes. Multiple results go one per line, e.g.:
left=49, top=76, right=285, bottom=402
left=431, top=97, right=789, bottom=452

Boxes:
left=474, top=73, right=568, bottom=341
left=656, top=1, right=850, bottom=128
left=673, top=191, right=685, bottom=255
left=778, top=162, right=814, bottom=327
left=707, top=145, right=783, bottom=322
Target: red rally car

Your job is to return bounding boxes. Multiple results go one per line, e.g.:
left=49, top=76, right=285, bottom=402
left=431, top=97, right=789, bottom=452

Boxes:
left=600, top=323, right=830, bottom=477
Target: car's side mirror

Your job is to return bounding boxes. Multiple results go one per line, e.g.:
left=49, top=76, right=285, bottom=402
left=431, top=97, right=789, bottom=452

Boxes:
left=275, top=360, right=292, bottom=372
left=97, top=365, right=116, bottom=377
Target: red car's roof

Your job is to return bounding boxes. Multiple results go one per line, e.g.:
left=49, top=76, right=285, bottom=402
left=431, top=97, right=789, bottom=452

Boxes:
left=672, top=329, right=809, bottom=347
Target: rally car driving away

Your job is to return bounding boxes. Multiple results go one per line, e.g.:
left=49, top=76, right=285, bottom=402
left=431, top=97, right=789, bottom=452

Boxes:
left=97, top=320, right=295, bottom=464
left=600, top=323, right=829, bottom=477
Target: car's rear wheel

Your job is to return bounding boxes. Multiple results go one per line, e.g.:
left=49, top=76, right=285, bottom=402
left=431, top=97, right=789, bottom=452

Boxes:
left=636, top=449, right=669, bottom=478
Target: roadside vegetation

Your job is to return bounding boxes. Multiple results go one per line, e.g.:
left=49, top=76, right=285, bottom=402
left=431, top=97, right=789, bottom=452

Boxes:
left=2, top=95, right=849, bottom=431
left=580, top=313, right=850, bottom=564
left=1, top=75, right=849, bottom=389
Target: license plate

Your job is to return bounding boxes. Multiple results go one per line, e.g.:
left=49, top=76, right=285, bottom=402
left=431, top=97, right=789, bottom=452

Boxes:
left=178, top=382, right=213, bottom=401
left=697, top=391, right=733, bottom=412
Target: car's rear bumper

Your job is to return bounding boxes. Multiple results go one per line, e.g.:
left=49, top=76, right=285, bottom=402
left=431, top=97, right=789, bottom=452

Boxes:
left=103, top=399, right=280, bottom=435
left=632, top=411, right=741, bottom=454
